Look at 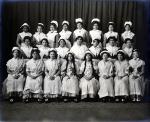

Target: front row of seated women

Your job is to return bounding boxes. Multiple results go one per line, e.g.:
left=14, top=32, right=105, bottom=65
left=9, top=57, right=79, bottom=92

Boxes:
left=3, top=42, right=145, bottom=103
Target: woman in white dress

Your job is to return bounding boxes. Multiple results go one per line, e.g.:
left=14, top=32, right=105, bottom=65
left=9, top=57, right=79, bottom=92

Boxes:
left=59, top=21, right=72, bottom=49
left=89, top=18, right=103, bottom=47
left=38, top=38, right=51, bottom=59
left=56, top=38, right=69, bottom=65
left=44, top=48, right=61, bottom=102
left=121, top=21, right=135, bottom=48
left=61, top=52, right=79, bottom=102
left=3, top=47, right=25, bottom=103
left=16, top=23, right=32, bottom=48
left=20, top=36, right=33, bottom=60
left=79, top=51, right=99, bottom=101
left=129, top=49, right=145, bottom=102
left=70, top=36, right=88, bottom=68
left=33, top=23, right=46, bottom=47
left=98, top=50, right=114, bottom=102
left=123, top=38, right=133, bottom=59
left=104, top=22, right=119, bottom=48
left=47, top=20, right=59, bottom=48
left=23, top=48, right=44, bottom=103
left=73, top=18, right=89, bottom=46
left=114, top=50, right=129, bottom=102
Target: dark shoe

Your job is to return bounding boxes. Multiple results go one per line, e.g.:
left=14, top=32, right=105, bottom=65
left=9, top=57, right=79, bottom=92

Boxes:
left=63, top=98, right=68, bottom=103
left=37, top=98, right=43, bottom=103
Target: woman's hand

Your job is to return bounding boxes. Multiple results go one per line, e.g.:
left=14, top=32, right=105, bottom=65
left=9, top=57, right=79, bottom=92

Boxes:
left=49, top=76, right=55, bottom=80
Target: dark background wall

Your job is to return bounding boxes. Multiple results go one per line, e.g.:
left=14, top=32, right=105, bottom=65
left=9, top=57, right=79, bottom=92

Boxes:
left=1, top=0, right=150, bottom=81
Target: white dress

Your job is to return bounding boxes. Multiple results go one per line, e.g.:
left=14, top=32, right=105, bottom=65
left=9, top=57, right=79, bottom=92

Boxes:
left=23, top=59, right=44, bottom=96
left=89, top=29, right=102, bottom=44
left=73, top=28, right=87, bottom=39
left=4, top=58, right=25, bottom=95
left=79, top=61, right=99, bottom=99
left=44, top=59, right=61, bottom=98
left=98, top=60, right=114, bottom=98
left=47, top=31, right=58, bottom=48
left=114, top=60, right=129, bottom=96
left=33, top=32, right=46, bottom=46
left=129, top=58, right=145, bottom=96
left=106, top=45, right=119, bottom=57
left=59, top=30, right=72, bottom=48
left=121, top=31, right=135, bottom=42
left=20, top=45, right=33, bottom=58
left=38, top=46, right=51, bottom=59
left=56, top=46, right=69, bottom=59
left=123, top=47, right=133, bottom=58
left=61, top=61, right=79, bottom=97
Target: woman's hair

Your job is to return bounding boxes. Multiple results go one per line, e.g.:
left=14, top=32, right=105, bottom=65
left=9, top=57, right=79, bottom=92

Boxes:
left=23, top=36, right=31, bottom=42
left=50, top=23, right=57, bottom=29
left=41, top=38, right=49, bottom=45
left=48, top=50, right=58, bottom=59
left=30, top=48, right=41, bottom=59
left=116, top=52, right=126, bottom=60
left=12, top=49, right=22, bottom=58
left=58, top=39, right=66, bottom=46
left=75, top=36, right=84, bottom=42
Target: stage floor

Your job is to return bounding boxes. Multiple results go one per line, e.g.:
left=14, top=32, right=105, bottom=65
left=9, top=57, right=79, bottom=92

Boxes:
left=1, top=102, right=150, bottom=122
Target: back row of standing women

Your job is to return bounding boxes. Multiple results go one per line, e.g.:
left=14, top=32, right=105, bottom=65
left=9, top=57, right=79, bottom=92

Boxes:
left=3, top=18, right=145, bottom=103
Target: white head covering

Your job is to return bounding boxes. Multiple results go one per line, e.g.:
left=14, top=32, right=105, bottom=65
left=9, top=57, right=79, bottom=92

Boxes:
left=38, top=23, right=44, bottom=27
left=117, top=50, right=126, bottom=55
left=62, top=20, right=69, bottom=25
left=85, top=50, right=94, bottom=57
left=124, top=21, right=132, bottom=27
left=49, top=48, right=57, bottom=52
left=12, top=47, right=20, bottom=52
left=108, top=22, right=114, bottom=25
left=100, top=50, right=110, bottom=57
left=75, top=18, right=83, bottom=23
left=20, top=23, right=30, bottom=28
left=58, top=38, right=67, bottom=44
left=91, top=18, right=100, bottom=23
left=51, top=20, right=58, bottom=28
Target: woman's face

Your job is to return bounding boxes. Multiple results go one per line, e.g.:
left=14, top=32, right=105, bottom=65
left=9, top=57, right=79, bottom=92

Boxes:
left=86, top=54, right=92, bottom=61
left=93, top=23, right=99, bottom=30
left=63, top=24, right=68, bottom=31
left=109, top=39, right=115, bottom=46
left=32, top=51, right=38, bottom=59
left=117, top=53, right=123, bottom=61
left=77, top=37, right=82, bottom=45
left=59, top=40, right=66, bottom=47
left=125, top=25, right=131, bottom=31
left=126, top=40, right=132, bottom=47
left=133, top=51, right=139, bottom=59
left=23, top=26, right=28, bottom=32
left=77, top=23, right=82, bottom=29
left=50, top=25, right=55, bottom=31
left=50, top=51, right=56, bottom=59
left=37, top=26, right=43, bottom=33
left=68, top=54, right=73, bottom=61
left=102, top=53, right=108, bottom=60
left=42, top=40, right=48, bottom=47
left=13, top=50, right=19, bottom=58
left=93, top=40, right=99, bottom=47
left=108, top=25, right=114, bottom=31
left=24, top=39, right=31, bottom=46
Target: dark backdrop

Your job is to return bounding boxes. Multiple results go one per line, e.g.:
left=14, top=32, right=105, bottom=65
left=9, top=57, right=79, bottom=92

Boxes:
left=1, top=0, right=150, bottom=81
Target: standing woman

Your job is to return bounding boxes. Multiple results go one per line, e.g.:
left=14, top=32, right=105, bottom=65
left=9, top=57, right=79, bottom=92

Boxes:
left=89, top=18, right=103, bottom=47
left=59, top=21, right=72, bottom=49
left=114, top=50, right=129, bottom=102
left=16, top=23, right=32, bottom=48
left=44, top=48, right=61, bottom=102
left=23, top=48, right=44, bottom=103
left=129, top=49, right=145, bottom=102
left=121, top=21, right=135, bottom=48
left=47, top=20, right=59, bottom=48
left=104, top=22, right=119, bottom=48
left=98, top=50, right=114, bottom=102
left=73, top=18, right=89, bottom=46
left=3, top=47, right=25, bottom=103
left=61, top=52, right=79, bottom=102
left=33, top=23, right=46, bottom=47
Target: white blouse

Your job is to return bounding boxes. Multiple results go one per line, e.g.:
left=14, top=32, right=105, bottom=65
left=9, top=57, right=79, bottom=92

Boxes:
left=33, top=32, right=46, bottom=43
left=104, top=31, right=118, bottom=40
left=121, top=31, right=135, bottom=41
left=56, top=46, right=69, bottom=58
left=59, top=30, right=72, bottom=40
left=73, top=28, right=87, bottom=38
left=38, top=46, right=51, bottom=58
left=106, top=45, right=119, bottom=56
left=89, top=30, right=102, bottom=43
left=47, top=31, right=58, bottom=47
left=89, top=46, right=102, bottom=57
left=21, top=45, right=33, bottom=58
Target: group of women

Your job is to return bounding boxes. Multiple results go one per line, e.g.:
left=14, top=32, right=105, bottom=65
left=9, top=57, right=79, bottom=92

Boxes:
left=3, top=18, right=145, bottom=103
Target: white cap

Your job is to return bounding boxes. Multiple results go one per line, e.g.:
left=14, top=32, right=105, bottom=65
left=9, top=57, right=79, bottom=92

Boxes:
left=58, top=38, right=66, bottom=44
left=12, top=47, right=20, bottom=52
left=20, top=23, right=30, bottom=28
left=91, top=18, right=100, bottom=23
left=38, top=23, right=44, bottom=27
left=100, top=50, right=110, bottom=57
left=124, top=21, right=132, bottom=27
left=108, top=22, right=114, bottom=25
left=49, top=48, right=57, bottom=52
left=85, top=50, right=94, bottom=57
left=62, top=20, right=69, bottom=25
left=75, top=18, right=83, bottom=23
left=117, top=50, right=126, bottom=55
left=51, top=20, right=58, bottom=28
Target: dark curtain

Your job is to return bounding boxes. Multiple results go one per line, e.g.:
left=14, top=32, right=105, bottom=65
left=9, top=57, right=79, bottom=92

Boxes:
left=1, top=0, right=150, bottom=80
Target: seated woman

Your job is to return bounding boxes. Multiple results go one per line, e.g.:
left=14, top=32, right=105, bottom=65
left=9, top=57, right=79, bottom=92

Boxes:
left=61, top=52, right=79, bottom=102
left=3, top=47, right=25, bottom=103
left=23, top=48, right=44, bottom=103
left=59, top=20, right=72, bottom=49
left=114, top=50, right=129, bottom=102
left=20, top=36, right=33, bottom=60
left=44, top=48, right=61, bottom=102
left=129, top=49, right=145, bottom=102
left=38, top=38, right=51, bottom=59
left=70, top=36, right=88, bottom=68
left=16, top=23, right=32, bottom=48
left=98, top=50, right=114, bottom=102
left=56, top=38, right=69, bottom=64
left=33, top=23, right=46, bottom=47
left=123, top=38, right=133, bottom=59
left=79, top=51, right=99, bottom=101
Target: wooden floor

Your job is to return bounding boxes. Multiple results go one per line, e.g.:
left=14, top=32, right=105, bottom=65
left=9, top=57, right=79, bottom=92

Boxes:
left=1, top=101, right=150, bottom=122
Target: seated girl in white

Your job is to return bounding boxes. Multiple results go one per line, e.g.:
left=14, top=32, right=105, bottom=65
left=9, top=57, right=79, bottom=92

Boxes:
left=79, top=51, right=99, bottom=101
left=61, top=52, right=79, bottom=102
left=16, top=23, right=32, bottom=47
